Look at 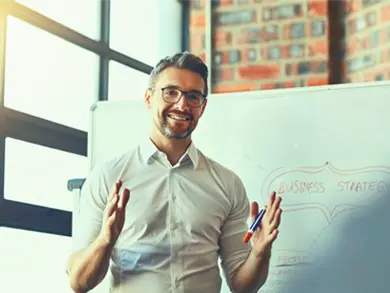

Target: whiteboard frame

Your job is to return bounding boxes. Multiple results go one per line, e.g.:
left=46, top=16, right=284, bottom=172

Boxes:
left=87, top=80, right=390, bottom=167
left=207, top=80, right=390, bottom=101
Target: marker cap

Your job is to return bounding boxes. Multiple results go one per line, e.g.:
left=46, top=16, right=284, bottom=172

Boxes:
left=242, top=231, right=253, bottom=243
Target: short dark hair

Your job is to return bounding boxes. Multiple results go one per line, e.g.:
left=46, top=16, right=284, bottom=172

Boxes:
left=148, top=51, right=209, bottom=97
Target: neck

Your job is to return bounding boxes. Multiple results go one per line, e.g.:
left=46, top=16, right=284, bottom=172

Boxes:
left=149, top=127, right=192, bottom=166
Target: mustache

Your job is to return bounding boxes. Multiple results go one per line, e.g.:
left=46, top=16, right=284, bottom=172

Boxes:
left=163, top=110, right=193, bottom=120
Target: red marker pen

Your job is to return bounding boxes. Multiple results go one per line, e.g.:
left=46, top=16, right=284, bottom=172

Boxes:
left=242, top=208, right=266, bottom=243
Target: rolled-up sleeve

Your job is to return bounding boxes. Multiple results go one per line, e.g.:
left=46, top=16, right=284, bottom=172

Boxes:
left=71, top=165, right=110, bottom=252
left=219, top=173, right=252, bottom=290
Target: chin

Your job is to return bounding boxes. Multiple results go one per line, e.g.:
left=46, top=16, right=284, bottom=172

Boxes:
left=163, top=128, right=192, bottom=139
left=168, top=132, right=191, bottom=140
left=156, top=118, right=196, bottom=140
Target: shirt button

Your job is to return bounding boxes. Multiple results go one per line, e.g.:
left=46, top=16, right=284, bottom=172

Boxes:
left=172, top=195, right=176, bottom=201
left=171, top=223, right=177, bottom=230
left=175, top=278, right=180, bottom=288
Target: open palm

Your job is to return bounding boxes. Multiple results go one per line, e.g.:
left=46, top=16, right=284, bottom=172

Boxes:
left=251, top=191, right=282, bottom=258
left=100, top=180, right=130, bottom=246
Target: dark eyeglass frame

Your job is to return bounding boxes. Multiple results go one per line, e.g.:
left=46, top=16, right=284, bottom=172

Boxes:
left=149, top=86, right=207, bottom=108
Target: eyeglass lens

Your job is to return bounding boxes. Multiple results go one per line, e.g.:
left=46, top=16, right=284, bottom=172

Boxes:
left=163, top=88, right=204, bottom=107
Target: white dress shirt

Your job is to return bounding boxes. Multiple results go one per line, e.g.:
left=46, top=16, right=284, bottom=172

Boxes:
left=73, top=136, right=252, bottom=293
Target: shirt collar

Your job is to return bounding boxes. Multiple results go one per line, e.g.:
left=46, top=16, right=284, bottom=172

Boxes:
left=140, top=137, right=199, bottom=169
left=183, top=141, right=199, bottom=169
left=140, top=136, right=159, bottom=163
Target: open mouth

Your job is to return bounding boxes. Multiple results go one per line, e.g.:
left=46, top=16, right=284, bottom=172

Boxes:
left=167, top=113, right=191, bottom=121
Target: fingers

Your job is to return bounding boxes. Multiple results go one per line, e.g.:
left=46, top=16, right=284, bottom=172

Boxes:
left=267, top=191, right=277, bottom=214
left=107, top=210, right=117, bottom=226
left=264, top=192, right=275, bottom=218
left=270, top=208, right=282, bottom=231
left=106, top=181, right=130, bottom=219
left=270, top=190, right=276, bottom=201
left=267, top=229, right=279, bottom=243
left=270, top=197, right=282, bottom=221
left=267, top=191, right=276, bottom=209
left=109, top=180, right=122, bottom=201
left=106, top=191, right=119, bottom=217
left=118, top=188, right=130, bottom=210
left=266, top=191, right=282, bottom=223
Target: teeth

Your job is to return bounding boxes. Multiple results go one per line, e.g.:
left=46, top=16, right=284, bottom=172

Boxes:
left=168, top=114, right=189, bottom=121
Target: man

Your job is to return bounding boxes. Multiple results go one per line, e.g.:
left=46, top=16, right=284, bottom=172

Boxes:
left=66, top=51, right=282, bottom=293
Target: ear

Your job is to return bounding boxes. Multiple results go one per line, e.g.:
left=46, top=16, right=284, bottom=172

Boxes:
left=199, top=98, right=207, bottom=117
left=144, top=88, right=152, bottom=109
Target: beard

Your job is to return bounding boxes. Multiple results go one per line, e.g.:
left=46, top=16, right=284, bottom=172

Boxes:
left=155, top=109, right=196, bottom=139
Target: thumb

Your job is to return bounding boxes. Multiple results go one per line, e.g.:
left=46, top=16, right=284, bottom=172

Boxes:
left=250, top=201, right=259, bottom=222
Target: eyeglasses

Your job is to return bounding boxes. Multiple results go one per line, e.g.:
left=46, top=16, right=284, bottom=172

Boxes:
left=152, top=86, right=206, bottom=108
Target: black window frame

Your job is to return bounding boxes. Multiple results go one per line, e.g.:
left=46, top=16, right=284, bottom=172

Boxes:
left=181, top=0, right=190, bottom=52
left=0, top=0, right=158, bottom=236
left=0, top=0, right=345, bottom=237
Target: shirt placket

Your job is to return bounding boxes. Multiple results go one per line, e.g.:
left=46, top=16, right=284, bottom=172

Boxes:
left=168, top=167, right=183, bottom=292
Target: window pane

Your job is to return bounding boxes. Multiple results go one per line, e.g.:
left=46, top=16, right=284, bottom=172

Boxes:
left=0, top=227, right=72, bottom=293
left=4, top=138, right=88, bottom=212
left=110, top=0, right=158, bottom=65
left=4, top=16, right=99, bottom=131
left=16, top=0, right=101, bottom=39
left=108, top=61, right=150, bottom=101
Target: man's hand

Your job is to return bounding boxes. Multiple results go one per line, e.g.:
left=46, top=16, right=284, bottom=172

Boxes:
left=251, top=191, right=282, bottom=258
left=98, top=180, right=130, bottom=247
left=66, top=180, right=130, bottom=293
left=230, top=191, right=282, bottom=293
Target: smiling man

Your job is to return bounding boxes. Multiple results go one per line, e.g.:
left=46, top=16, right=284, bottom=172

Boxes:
left=66, top=51, right=282, bottom=293
left=148, top=70, right=205, bottom=137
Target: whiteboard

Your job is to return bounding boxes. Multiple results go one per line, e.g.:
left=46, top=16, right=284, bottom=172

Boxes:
left=89, top=81, right=390, bottom=293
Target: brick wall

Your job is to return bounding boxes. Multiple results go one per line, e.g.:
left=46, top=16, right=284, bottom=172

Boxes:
left=343, top=0, right=390, bottom=83
left=188, top=0, right=390, bottom=94
left=189, top=0, right=329, bottom=93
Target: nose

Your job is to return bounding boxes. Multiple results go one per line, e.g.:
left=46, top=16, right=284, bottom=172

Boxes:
left=174, top=94, right=190, bottom=111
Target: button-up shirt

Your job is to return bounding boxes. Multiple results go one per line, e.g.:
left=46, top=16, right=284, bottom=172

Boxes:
left=73, top=137, right=252, bottom=293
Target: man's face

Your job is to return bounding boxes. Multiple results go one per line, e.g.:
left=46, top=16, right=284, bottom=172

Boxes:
left=145, top=67, right=207, bottom=140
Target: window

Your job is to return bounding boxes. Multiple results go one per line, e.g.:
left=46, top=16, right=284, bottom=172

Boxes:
left=4, top=16, right=99, bottom=131
left=4, top=138, right=88, bottom=212
left=110, top=0, right=158, bottom=65
left=0, top=227, right=72, bottom=293
left=108, top=60, right=150, bottom=101
left=15, top=0, right=101, bottom=39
